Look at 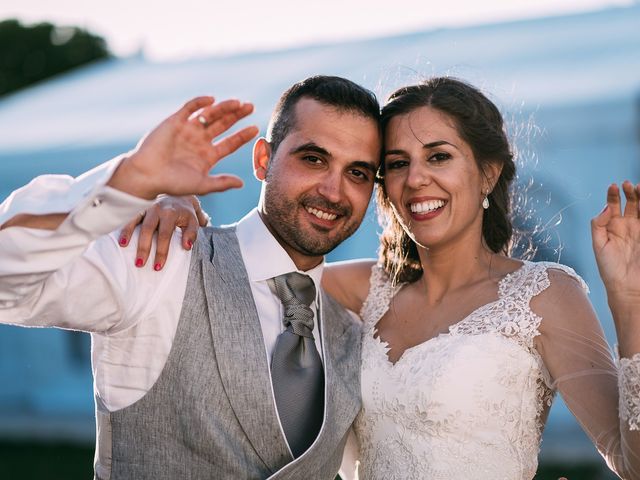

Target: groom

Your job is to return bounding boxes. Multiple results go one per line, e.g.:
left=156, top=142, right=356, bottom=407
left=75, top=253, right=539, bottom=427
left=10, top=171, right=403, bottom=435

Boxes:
left=0, top=76, right=381, bottom=479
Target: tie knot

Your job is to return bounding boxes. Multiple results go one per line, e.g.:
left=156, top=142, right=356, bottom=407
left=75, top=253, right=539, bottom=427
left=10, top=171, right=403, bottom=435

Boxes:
left=273, top=272, right=316, bottom=335
left=273, top=272, right=316, bottom=308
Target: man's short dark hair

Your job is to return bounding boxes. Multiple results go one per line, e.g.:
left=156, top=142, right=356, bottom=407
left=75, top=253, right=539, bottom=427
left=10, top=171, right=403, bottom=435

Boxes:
left=266, top=75, right=381, bottom=154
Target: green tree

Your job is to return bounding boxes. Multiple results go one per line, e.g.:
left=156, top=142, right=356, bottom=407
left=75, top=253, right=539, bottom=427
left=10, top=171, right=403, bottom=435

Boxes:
left=0, top=19, right=111, bottom=97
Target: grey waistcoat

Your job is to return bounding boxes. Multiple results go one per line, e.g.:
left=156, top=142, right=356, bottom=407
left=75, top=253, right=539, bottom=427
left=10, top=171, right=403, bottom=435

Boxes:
left=94, top=226, right=362, bottom=480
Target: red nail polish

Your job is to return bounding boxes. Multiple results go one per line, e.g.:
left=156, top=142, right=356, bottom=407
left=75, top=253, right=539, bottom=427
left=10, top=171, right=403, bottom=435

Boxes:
left=154, top=263, right=162, bottom=271
left=119, top=237, right=127, bottom=246
left=135, top=258, right=143, bottom=267
left=187, top=240, right=193, bottom=249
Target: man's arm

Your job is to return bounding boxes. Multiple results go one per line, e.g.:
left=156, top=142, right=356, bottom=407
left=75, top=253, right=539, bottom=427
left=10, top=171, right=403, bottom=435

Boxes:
left=0, top=96, right=257, bottom=231
left=0, top=96, right=257, bottom=326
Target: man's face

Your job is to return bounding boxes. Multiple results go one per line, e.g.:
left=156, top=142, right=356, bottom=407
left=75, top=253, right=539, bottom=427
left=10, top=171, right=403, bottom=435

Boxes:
left=257, top=98, right=381, bottom=270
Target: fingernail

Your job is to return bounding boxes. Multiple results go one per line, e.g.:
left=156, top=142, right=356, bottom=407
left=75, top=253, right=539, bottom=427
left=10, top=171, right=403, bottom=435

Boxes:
left=154, top=263, right=162, bottom=271
left=135, top=258, right=143, bottom=268
left=187, top=240, right=193, bottom=249
left=119, top=237, right=127, bottom=246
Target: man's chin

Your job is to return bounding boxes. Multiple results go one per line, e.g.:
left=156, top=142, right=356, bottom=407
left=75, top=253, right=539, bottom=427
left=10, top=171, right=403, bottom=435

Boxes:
left=292, top=234, right=344, bottom=257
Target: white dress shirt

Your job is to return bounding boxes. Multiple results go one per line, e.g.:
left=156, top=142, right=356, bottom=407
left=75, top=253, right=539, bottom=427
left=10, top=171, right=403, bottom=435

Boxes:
left=0, top=157, right=324, bottom=414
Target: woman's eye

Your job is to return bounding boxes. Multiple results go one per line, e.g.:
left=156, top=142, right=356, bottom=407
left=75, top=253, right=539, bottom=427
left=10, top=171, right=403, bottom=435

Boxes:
left=429, top=152, right=451, bottom=163
left=386, top=159, right=408, bottom=170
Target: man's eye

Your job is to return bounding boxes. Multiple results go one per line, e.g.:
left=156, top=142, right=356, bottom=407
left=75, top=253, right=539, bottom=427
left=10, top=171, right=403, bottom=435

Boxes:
left=303, top=155, right=323, bottom=164
left=350, top=169, right=370, bottom=181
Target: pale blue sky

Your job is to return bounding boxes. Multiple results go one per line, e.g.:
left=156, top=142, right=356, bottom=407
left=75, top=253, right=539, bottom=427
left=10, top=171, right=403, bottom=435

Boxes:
left=0, top=0, right=634, bottom=60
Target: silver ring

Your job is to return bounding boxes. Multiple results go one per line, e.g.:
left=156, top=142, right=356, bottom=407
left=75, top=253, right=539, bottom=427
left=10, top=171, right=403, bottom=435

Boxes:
left=197, top=114, right=209, bottom=128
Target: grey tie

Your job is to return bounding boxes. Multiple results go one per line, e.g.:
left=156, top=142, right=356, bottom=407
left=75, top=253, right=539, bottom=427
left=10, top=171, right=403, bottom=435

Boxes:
left=270, top=272, right=325, bottom=458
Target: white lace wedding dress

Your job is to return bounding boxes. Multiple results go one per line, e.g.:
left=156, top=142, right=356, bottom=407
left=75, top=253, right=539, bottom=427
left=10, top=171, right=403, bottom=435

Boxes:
left=352, top=261, right=640, bottom=480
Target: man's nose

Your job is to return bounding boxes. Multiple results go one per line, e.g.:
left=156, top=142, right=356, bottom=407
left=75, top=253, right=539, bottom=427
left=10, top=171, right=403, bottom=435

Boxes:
left=317, top=171, right=343, bottom=204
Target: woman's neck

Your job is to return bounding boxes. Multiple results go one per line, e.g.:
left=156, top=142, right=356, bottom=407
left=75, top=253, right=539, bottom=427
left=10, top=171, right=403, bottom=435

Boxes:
left=415, top=239, right=496, bottom=305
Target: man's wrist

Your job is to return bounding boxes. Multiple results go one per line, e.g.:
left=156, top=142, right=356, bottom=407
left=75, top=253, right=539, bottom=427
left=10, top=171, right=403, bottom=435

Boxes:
left=107, top=153, right=159, bottom=200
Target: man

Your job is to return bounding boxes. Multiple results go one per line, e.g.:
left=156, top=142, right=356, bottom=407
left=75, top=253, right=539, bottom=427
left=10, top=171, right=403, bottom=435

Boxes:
left=0, top=76, right=381, bottom=479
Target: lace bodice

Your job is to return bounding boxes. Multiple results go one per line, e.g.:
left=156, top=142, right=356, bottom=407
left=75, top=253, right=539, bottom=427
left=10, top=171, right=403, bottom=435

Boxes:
left=354, top=261, right=581, bottom=480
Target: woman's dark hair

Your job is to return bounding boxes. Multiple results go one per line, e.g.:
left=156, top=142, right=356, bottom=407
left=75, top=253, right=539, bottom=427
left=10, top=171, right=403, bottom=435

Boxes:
left=377, top=77, right=516, bottom=284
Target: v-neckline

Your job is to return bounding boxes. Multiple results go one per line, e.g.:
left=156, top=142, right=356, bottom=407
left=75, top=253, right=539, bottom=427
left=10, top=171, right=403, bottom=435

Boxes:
left=372, top=262, right=527, bottom=367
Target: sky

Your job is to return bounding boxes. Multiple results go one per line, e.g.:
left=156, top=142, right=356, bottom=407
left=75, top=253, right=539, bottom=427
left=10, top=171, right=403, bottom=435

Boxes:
left=0, top=0, right=635, bottom=61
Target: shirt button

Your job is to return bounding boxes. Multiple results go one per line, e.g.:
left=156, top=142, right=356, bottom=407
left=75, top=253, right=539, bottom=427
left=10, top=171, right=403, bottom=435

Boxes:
left=92, top=197, right=103, bottom=207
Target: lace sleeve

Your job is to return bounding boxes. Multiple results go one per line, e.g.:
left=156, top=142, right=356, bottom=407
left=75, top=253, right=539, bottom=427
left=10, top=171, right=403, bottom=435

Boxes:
left=619, top=352, right=640, bottom=431
left=532, top=265, right=640, bottom=479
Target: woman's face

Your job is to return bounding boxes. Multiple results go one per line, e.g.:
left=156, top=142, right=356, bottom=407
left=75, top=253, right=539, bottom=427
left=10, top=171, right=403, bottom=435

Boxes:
left=383, top=106, right=494, bottom=251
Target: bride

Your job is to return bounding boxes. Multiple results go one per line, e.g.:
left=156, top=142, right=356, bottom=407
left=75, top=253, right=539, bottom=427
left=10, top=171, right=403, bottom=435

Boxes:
left=322, top=78, right=640, bottom=479
left=134, top=77, right=639, bottom=478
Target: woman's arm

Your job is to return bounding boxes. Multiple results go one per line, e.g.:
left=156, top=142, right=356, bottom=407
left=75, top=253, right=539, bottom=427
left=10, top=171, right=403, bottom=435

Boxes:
left=535, top=182, right=640, bottom=479
left=322, top=259, right=377, bottom=315
left=534, top=269, right=640, bottom=479
left=591, top=181, right=640, bottom=358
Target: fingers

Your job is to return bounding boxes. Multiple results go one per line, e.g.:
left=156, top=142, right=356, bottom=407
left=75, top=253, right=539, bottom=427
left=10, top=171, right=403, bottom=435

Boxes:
left=180, top=213, right=200, bottom=251
left=193, top=99, right=243, bottom=126
left=135, top=209, right=160, bottom=268
left=119, top=213, right=144, bottom=247
left=203, top=102, right=255, bottom=139
left=152, top=219, right=178, bottom=271
left=211, top=125, right=260, bottom=162
left=196, top=208, right=210, bottom=227
left=622, top=180, right=639, bottom=218
left=178, top=96, right=215, bottom=121
left=607, top=182, right=622, bottom=217
left=144, top=195, right=202, bottom=269
left=591, top=202, right=613, bottom=252
left=199, top=174, right=244, bottom=195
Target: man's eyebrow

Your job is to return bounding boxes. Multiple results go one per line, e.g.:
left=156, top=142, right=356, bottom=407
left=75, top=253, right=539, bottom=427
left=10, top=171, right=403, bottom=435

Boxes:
left=351, top=160, right=378, bottom=175
left=289, top=142, right=331, bottom=157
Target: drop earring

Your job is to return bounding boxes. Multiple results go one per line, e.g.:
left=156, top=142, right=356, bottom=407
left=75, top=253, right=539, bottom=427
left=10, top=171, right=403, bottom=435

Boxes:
left=482, top=192, right=490, bottom=210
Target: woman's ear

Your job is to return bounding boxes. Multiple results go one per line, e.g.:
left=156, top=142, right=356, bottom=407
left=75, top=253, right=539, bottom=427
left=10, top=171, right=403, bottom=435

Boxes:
left=483, top=161, right=503, bottom=193
left=253, top=138, right=272, bottom=181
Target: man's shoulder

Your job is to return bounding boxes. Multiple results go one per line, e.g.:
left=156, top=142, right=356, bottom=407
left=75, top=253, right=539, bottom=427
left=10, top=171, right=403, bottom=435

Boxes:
left=198, top=225, right=238, bottom=245
left=321, top=288, right=361, bottom=329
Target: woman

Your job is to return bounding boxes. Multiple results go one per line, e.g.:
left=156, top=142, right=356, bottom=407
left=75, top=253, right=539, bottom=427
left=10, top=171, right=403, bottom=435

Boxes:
left=322, top=78, right=640, bottom=479
left=133, top=78, right=640, bottom=478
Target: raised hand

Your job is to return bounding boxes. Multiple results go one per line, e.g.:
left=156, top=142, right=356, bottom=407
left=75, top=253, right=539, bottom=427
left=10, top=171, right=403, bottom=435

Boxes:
left=591, top=181, right=640, bottom=356
left=108, top=96, right=259, bottom=199
left=119, top=195, right=207, bottom=270
left=592, top=181, right=640, bottom=295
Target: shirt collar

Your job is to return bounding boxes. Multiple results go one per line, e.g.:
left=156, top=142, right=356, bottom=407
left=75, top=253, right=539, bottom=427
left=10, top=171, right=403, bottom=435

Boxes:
left=235, top=208, right=324, bottom=291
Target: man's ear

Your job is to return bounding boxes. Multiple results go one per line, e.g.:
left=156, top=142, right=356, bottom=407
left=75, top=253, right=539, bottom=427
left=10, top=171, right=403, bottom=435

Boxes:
left=253, top=138, right=272, bottom=181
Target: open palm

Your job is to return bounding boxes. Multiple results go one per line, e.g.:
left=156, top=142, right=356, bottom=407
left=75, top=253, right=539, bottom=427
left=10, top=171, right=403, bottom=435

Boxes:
left=110, top=96, right=258, bottom=199
left=592, top=181, right=640, bottom=300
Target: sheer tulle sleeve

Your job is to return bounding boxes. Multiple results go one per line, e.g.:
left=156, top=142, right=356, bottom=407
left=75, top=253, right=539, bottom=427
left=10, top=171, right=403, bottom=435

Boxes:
left=532, top=267, right=640, bottom=479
